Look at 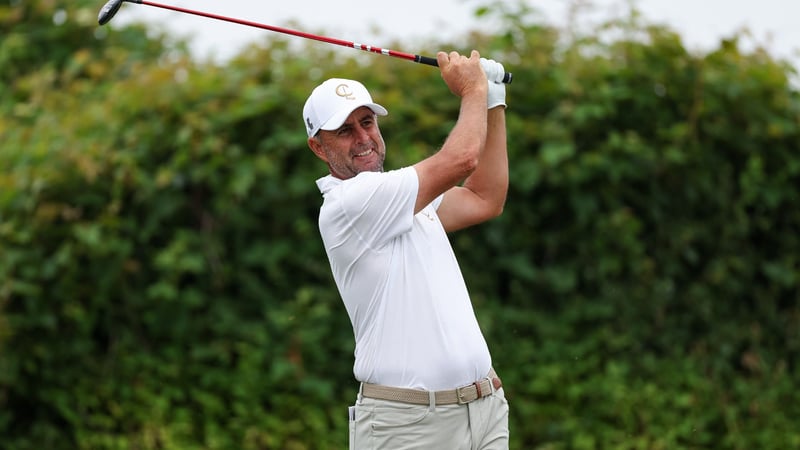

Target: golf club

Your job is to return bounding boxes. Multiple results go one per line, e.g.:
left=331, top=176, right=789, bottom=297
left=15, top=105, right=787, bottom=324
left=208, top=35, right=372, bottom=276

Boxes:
left=97, top=0, right=513, bottom=84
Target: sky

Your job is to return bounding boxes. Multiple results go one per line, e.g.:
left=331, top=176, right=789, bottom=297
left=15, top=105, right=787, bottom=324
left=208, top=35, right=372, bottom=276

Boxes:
left=112, top=0, right=799, bottom=70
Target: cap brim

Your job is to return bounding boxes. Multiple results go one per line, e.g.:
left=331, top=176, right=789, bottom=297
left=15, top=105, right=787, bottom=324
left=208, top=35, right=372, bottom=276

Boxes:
left=319, top=103, right=388, bottom=132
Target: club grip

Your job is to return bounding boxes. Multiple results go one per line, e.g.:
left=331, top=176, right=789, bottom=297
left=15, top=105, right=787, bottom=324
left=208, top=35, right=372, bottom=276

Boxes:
left=415, top=55, right=513, bottom=84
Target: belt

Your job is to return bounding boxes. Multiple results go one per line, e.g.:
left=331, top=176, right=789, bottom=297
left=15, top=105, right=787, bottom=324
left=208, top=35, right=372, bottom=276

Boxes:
left=360, top=369, right=503, bottom=406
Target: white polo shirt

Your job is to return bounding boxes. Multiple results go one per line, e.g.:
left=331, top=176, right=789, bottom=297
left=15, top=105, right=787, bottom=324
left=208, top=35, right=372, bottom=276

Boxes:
left=316, top=166, right=492, bottom=391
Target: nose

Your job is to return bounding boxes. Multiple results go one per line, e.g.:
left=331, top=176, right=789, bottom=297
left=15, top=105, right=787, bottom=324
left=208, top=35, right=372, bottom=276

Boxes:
left=353, top=123, right=371, bottom=143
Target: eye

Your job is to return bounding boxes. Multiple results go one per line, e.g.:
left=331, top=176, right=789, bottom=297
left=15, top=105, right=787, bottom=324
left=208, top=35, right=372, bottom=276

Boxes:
left=336, top=126, right=352, bottom=137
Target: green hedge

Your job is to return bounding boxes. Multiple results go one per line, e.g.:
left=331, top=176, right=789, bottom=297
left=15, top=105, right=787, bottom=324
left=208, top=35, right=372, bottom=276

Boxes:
left=2, top=1, right=799, bottom=448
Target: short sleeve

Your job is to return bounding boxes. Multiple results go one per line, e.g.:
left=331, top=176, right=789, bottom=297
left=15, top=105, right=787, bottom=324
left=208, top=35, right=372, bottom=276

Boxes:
left=334, top=167, right=419, bottom=249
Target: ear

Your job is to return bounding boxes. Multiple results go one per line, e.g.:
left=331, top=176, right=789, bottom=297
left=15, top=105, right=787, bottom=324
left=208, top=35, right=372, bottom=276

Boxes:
left=307, top=136, right=328, bottom=162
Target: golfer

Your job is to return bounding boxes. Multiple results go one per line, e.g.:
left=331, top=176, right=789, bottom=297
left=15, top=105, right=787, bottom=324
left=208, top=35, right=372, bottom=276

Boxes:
left=304, top=50, right=509, bottom=449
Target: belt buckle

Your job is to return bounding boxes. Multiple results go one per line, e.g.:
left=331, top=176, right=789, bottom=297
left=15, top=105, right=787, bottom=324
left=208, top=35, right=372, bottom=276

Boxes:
left=455, top=384, right=472, bottom=405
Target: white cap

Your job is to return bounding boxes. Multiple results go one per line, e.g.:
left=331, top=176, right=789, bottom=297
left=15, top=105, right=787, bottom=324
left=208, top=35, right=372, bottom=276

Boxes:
left=303, top=78, right=388, bottom=137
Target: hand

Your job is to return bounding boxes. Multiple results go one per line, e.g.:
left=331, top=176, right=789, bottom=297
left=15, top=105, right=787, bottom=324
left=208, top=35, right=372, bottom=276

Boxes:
left=480, top=58, right=507, bottom=109
left=437, top=50, right=487, bottom=99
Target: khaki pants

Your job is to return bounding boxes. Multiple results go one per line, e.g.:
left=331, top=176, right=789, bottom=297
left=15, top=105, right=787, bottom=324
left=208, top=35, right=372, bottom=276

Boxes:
left=349, top=387, right=509, bottom=449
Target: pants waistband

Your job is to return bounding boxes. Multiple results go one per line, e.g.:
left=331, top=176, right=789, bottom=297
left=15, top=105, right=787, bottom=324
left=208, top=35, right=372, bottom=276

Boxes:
left=360, top=369, right=503, bottom=406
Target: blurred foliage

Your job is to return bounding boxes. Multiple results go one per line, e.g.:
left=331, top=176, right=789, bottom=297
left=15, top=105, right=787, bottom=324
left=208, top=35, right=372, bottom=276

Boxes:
left=1, top=0, right=799, bottom=449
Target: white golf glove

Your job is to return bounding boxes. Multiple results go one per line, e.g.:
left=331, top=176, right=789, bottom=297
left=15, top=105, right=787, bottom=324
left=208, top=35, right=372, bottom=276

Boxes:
left=480, top=58, right=506, bottom=109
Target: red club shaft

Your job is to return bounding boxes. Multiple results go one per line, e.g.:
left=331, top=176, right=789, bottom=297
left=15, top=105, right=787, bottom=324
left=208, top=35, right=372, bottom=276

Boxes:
left=107, top=0, right=512, bottom=83
left=141, top=0, right=422, bottom=62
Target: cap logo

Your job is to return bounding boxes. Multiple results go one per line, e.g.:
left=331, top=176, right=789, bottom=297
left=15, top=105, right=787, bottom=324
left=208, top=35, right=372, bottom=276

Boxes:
left=335, top=84, right=356, bottom=100
left=306, top=117, right=314, bottom=131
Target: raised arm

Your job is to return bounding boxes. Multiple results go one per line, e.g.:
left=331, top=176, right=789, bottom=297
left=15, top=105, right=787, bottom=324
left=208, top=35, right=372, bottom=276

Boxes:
left=436, top=59, right=509, bottom=232
left=412, top=50, right=488, bottom=214
left=437, top=108, right=507, bottom=231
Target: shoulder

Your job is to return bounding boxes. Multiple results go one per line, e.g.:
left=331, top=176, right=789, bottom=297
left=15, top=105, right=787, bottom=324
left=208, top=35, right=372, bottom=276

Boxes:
left=318, top=167, right=420, bottom=246
left=319, top=167, right=418, bottom=198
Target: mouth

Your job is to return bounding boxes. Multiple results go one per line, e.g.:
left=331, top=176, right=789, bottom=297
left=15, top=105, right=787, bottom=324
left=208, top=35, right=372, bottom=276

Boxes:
left=353, top=149, right=374, bottom=158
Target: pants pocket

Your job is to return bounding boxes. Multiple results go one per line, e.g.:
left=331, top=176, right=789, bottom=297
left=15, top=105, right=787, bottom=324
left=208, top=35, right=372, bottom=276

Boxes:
left=370, top=402, right=432, bottom=431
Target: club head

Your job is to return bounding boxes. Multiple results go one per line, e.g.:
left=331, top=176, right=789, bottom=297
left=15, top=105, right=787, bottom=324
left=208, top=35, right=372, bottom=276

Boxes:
left=98, top=0, right=125, bottom=25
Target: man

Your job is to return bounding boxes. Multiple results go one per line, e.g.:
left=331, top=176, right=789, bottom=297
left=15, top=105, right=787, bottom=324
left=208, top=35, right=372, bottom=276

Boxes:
left=303, top=50, right=509, bottom=449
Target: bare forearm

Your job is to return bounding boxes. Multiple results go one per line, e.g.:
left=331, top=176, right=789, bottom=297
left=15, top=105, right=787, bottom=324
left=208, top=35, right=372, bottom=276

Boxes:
left=435, top=55, right=508, bottom=230
left=413, top=52, right=488, bottom=213
left=462, top=107, right=508, bottom=213
left=445, top=93, right=488, bottom=162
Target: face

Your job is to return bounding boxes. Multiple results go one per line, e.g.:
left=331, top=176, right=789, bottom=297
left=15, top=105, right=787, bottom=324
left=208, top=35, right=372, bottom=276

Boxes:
left=308, top=106, right=386, bottom=180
